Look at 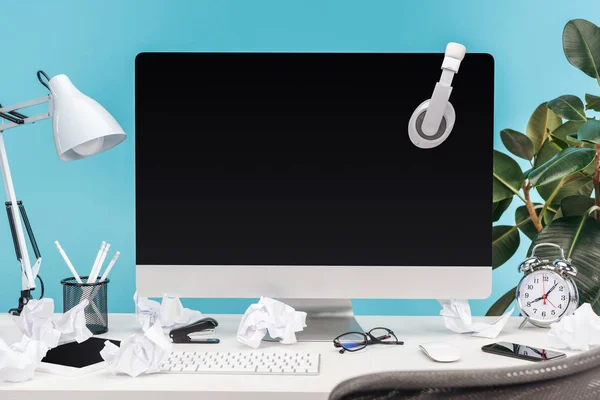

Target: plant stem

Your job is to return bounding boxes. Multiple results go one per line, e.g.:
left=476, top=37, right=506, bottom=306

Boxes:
left=594, top=146, right=600, bottom=219
left=523, top=182, right=543, bottom=232
left=515, top=214, right=535, bottom=229
left=538, top=177, right=566, bottom=223
left=492, top=216, right=534, bottom=246
left=567, top=214, right=589, bottom=259
left=493, top=173, right=527, bottom=203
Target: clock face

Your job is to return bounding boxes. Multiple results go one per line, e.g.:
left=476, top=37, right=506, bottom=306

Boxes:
left=517, top=270, right=571, bottom=322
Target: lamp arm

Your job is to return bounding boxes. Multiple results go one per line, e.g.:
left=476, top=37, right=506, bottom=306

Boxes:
left=0, top=132, right=35, bottom=292
left=0, top=96, right=51, bottom=133
left=0, top=95, right=51, bottom=298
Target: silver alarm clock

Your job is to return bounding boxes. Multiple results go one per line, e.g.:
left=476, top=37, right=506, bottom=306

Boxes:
left=516, top=243, right=579, bottom=329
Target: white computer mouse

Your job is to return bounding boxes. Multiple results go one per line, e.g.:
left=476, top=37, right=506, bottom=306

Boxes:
left=419, top=342, right=461, bottom=363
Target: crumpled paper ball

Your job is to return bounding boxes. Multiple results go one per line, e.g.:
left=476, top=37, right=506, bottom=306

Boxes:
left=549, top=303, right=600, bottom=351
left=134, top=292, right=203, bottom=332
left=100, top=322, right=172, bottom=377
left=0, top=337, right=49, bottom=383
left=0, top=298, right=92, bottom=383
left=237, top=297, right=307, bottom=348
left=438, top=299, right=513, bottom=339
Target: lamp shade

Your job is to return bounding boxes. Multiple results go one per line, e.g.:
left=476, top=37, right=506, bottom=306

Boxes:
left=48, top=74, right=126, bottom=161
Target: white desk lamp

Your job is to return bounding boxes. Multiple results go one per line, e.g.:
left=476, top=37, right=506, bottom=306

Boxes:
left=0, top=71, right=126, bottom=315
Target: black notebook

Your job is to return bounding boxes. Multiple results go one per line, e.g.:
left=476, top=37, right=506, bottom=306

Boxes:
left=39, top=337, right=120, bottom=376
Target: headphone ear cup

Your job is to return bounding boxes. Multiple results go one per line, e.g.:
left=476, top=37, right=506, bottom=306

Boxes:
left=408, top=100, right=455, bottom=149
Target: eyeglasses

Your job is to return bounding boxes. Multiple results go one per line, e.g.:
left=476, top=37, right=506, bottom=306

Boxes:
left=333, top=327, right=404, bottom=354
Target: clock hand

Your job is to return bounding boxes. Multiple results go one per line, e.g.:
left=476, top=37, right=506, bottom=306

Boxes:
left=546, top=282, right=559, bottom=296
left=546, top=298, right=557, bottom=308
left=530, top=296, right=544, bottom=303
left=542, top=274, right=546, bottom=305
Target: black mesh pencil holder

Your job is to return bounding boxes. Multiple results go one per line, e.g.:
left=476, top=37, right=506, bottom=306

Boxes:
left=61, top=276, right=109, bottom=334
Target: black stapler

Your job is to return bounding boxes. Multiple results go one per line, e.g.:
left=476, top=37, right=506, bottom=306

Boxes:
left=169, top=317, right=220, bottom=344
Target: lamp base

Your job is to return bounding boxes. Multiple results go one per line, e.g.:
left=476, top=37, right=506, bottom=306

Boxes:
left=8, top=290, right=31, bottom=316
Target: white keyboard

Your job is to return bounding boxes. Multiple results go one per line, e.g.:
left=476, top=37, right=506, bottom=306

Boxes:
left=161, top=351, right=321, bottom=375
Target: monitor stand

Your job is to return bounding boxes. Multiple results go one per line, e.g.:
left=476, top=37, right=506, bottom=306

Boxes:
left=265, top=299, right=363, bottom=342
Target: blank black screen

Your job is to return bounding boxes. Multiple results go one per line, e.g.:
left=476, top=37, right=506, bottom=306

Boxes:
left=136, top=53, right=493, bottom=266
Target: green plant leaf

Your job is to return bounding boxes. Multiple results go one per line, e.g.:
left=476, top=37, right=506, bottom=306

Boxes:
left=527, top=103, right=562, bottom=154
left=577, top=119, right=600, bottom=144
left=543, top=209, right=556, bottom=224
left=528, top=148, right=596, bottom=186
left=500, top=129, right=534, bottom=161
left=537, top=174, right=594, bottom=206
left=530, top=216, right=600, bottom=313
left=534, top=140, right=561, bottom=168
left=486, top=285, right=517, bottom=316
left=561, top=195, right=596, bottom=217
left=550, top=136, right=569, bottom=150
left=584, top=156, right=599, bottom=176
left=551, top=121, right=585, bottom=144
left=553, top=208, right=564, bottom=221
left=492, top=225, right=520, bottom=269
left=563, top=19, right=600, bottom=81
left=515, top=204, right=541, bottom=240
left=586, top=94, right=600, bottom=111
left=493, top=150, right=524, bottom=202
left=566, top=132, right=596, bottom=148
left=547, top=95, right=587, bottom=121
left=493, top=197, right=513, bottom=222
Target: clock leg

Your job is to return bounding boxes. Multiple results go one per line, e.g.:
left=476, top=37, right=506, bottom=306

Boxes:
left=519, top=317, right=529, bottom=329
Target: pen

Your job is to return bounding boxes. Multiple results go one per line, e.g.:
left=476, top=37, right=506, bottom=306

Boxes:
left=55, top=241, right=82, bottom=284
left=94, top=243, right=111, bottom=281
left=99, top=251, right=120, bottom=282
left=88, top=241, right=106, bottom=283
left=90, top=250, right=119, bottom=328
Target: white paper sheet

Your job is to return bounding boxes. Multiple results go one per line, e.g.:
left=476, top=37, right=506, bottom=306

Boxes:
left=0, top=298, right=93, bottom=383
left=100, top=322, right=173, bottom=377
left=134, top=292, right=203, bottom=332
left=438, top=299, right=513, bottom=339
left=548, top=303, right=600, bottom=351
left=237, top=297, right=307, bottom=348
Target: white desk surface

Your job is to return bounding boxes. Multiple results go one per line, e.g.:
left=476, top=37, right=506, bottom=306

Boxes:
left=0, top=314, right=575, bottom=400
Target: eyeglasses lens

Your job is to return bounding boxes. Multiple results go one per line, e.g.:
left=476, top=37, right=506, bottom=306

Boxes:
left=337, top=333, right=367, bottom=350
left=370, top=328, right=395, bottom=343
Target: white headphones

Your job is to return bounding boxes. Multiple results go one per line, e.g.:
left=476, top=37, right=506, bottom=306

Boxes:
left=408, top=42, right=466, bottom=149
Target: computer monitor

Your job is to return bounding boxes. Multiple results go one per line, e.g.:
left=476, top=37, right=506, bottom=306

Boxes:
left=135, top=52, right=494, bottom=340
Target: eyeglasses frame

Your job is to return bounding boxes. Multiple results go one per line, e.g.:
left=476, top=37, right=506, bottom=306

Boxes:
left=333, top=327, right=404, bottom=354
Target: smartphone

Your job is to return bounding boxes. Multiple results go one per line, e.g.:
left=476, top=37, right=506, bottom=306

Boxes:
left=482, top=342, right=566, bottom=362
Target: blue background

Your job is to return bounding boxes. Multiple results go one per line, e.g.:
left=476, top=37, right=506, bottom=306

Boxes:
left=0, top=0, right=598, bottom=315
